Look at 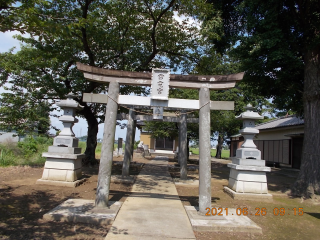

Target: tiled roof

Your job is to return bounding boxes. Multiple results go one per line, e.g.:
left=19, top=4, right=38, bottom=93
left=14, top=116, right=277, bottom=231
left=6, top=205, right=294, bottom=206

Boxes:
left=255, top=115, right=304, bottom=130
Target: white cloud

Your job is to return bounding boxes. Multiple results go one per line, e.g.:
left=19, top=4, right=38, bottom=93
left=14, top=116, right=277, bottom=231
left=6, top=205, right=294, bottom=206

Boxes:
left=0, top=31, right=28, bottom=53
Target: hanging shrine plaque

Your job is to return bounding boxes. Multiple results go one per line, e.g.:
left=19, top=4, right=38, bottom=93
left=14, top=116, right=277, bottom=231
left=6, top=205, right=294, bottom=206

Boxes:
left=153, top=106, right=164, bottom=120
left=151, top=69, right=170, bottom=100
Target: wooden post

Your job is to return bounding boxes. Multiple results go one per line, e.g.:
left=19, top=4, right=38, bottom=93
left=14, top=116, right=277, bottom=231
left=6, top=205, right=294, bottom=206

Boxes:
left=199, top=87, right=212, bottom=214
left=179, top=110, right=188, bottom=180
left=131, top=120, right=136, bottom=158
left=95, top=82, right=119, bottom=208
left=123, top=108, right=135, bottom=176
left=118, top=138, right=123, bottom=155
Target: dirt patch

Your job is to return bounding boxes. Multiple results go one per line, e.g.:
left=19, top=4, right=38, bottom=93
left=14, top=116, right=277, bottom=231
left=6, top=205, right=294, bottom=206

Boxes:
left=0, top=154, right=145, bottom=239
left=1, top=154, right=320, bottom=239
left=171, top=158, right=320, bottom=240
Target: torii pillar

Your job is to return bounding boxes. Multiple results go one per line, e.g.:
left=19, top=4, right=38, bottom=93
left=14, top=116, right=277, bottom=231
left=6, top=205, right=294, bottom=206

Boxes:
left=199, top=87, right=211, bottom=213
left=179, top=110, right=188, bottom=180
left=123, top=108, right=135, bottom=177
left=95, top=82, right=120, bottom=208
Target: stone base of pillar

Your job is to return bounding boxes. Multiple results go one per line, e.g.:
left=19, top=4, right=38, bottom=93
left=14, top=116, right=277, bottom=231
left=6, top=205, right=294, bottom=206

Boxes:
left=184, top=205, right=262, bottom=233
left=36, top=178, right=86, bottom=188
left=224, top=187, right=273, bottom=202
left=111, top=175, right=136, bottom=184
left=225, top=158, right=272, bottom=201
left=43, top=199, right=122, bottom=225
left=37, top=150, right=86, bottom=187
left=173, top=178, right=199, bottom=186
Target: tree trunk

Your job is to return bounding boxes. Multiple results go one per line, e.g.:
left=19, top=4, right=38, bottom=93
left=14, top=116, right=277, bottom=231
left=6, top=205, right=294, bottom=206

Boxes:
left=292, top=47, right=320, bottom=198
left=82, top=106, right=99, bottom=166
left=215, top=133, right=223, bottom=159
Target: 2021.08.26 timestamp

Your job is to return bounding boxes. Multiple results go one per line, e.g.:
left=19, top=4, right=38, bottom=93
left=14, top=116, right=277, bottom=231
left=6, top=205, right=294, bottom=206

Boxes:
left=205, top=207, right=304, bottom=216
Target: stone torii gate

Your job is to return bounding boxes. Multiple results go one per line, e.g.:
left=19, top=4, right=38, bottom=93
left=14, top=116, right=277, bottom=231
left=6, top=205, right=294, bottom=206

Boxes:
left=77, top=62, right=243, bottom=214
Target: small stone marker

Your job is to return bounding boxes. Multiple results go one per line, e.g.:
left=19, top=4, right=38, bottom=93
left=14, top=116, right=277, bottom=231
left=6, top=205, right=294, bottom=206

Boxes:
left=118, top=138, right=123, bottom=148
left=224, top=104, right=273, bottom=201
left=37, top=96, right=86, bottom=187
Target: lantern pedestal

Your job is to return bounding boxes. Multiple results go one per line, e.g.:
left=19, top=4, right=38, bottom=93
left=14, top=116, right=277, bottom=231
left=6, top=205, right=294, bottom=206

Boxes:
left=224, top=158, right=273, bottom=201
left=37, top=96, right=86, bottom=187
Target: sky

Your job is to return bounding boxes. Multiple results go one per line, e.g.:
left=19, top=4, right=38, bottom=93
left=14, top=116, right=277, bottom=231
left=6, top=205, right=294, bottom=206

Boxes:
left=0, top=31, right=140, bottom=141
left=0, top=30, right=23, bottom=53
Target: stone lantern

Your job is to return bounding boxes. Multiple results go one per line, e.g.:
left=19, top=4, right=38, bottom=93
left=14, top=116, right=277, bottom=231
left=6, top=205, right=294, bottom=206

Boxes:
left=224, top=104, right=272, bottom=201
left=37, top=96, right=86, bottom=187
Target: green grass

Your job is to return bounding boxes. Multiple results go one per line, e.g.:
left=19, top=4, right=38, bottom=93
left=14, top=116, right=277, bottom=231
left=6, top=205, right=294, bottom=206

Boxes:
left=0, top=139, right=119, bottom=167
left=190, top=147, right=230, bottom=159
left=1, top=138, right=230, bottom=167
left=79, top=142, right=104, bottom=158
left=89, top=142, right=125, bottom=159
left=0, top=136, right=53, bottom=167
left=0, top=139, right=111, bottom=167
left=78, top=141, right=86, bottom=153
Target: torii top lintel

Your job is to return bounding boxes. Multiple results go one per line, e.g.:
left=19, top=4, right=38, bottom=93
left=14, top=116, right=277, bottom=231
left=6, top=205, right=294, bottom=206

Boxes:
left=76, top=62, right=244, bottom=90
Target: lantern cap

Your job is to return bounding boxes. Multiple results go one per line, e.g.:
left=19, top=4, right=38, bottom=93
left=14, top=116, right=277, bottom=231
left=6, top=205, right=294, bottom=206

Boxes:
left=236, top=104, right=263, bottom=120
left=56, top=94, right=83, bottom=109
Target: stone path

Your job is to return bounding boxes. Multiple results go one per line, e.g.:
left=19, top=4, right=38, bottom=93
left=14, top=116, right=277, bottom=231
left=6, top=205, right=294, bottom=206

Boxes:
left=105, top=156, right=196, bottom=240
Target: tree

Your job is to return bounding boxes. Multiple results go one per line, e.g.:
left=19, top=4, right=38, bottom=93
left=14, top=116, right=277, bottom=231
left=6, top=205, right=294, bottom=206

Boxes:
left=0, top=0, right=215, bottom=164
left=194, top=51, right=241, bottom=158
left=206, top=0, right=320, bottom=197
left=0, top=0, right=40, bottom=32
left=0, top=89, right=51, bottom=136
left=208, top=83, right=271, bottom=159
left=194, top=50, right=272, bottom=158
left=144, top=121, right=179, bottom=139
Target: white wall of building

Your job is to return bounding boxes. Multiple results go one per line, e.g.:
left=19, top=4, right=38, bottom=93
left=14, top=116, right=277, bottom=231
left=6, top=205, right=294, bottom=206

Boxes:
left=255, top=126, right=304, bottom=141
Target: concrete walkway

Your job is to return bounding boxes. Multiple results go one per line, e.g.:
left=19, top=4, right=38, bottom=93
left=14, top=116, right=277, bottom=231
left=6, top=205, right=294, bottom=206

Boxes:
left=106, top=156, right=196, bottom=240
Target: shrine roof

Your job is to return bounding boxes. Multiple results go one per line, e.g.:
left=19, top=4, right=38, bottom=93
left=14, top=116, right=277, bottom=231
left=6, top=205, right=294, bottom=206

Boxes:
left=255, top=115, right=304, bottom=130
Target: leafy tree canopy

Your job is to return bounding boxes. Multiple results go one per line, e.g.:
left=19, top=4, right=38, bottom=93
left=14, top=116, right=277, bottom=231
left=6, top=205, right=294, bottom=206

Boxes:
left=205, top=0, right=320, bottom=115
left=206, top=0, right=320, bottom=197
left=0, top=0, right=217, bottom=163
left=0, top=89, right=51, bottom=136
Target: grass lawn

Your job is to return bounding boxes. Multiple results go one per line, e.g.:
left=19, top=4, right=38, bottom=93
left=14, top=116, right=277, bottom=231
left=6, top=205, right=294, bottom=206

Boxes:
left=79, top=143, right=229, bottom=159
left=80, top=142, right=124, bottom=159
left=190, top=147, right=230, bottom=159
